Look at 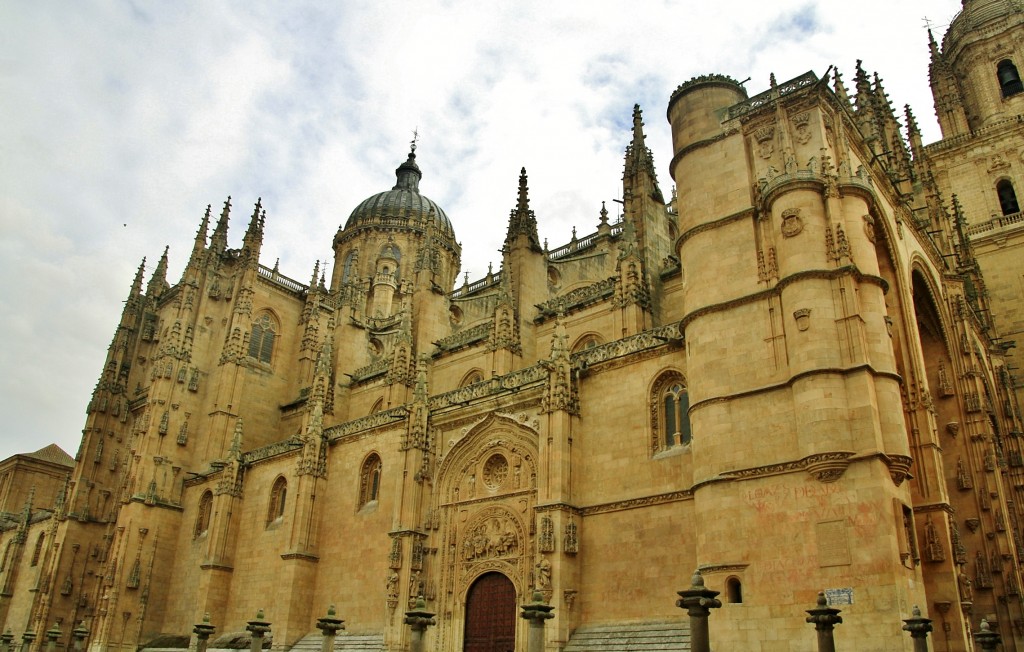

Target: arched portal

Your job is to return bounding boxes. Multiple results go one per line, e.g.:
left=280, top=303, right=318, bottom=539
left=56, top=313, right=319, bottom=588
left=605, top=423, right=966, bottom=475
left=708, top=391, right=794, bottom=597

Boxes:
left=463, top=572, right=516, bottom=652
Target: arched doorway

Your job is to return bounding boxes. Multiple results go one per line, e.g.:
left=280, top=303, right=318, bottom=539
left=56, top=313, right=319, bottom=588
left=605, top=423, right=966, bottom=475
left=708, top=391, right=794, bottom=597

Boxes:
left=464, top=572, right=516, bottom=652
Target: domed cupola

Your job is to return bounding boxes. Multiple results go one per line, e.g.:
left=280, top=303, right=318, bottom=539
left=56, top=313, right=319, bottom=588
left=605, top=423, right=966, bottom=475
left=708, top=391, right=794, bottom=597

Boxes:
left=341, top=149, right=456, bottom=241
left=942, top=0, right=1024, bottom=58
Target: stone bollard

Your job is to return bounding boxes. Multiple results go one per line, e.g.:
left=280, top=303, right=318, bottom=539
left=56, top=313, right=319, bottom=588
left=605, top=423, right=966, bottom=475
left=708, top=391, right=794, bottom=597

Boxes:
left=193, top=613, right=216, bottom=652
left=520, top=590, right=555, bottom=652
left=973, top=618, right=1001, bottom=651
left=805, top=591, right=842, bottom=652
left=315, top=605, right=345, bottom=652
left=20, top=630, right=36, bottom=652
left=902, top=605, right=933, bottom=652
left=245, top=610, right=271, bottom=652
left=43, top=624, right=60, bottom=652
left=675, top=569, right=722, bottom=652
left=403, top=595, right=436, bottom=652
left=70, top=624, right=88, bottom=652
left=1, top=629, right=15, bottom=652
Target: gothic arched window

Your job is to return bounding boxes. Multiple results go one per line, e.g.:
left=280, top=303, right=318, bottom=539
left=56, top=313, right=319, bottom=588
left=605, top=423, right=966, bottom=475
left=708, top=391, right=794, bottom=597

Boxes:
left=360, top=453, right=382, bottom=509
left=248, top=313, right=277, bottom=364
left=459, top=369, right=485, bottom=387
left=998, top=59, right=1024, bottom=98
left=651, top=372, right=692, bottom=453
left=194, top=491, right=212, bottom=538
left=267, top=477, right=287, bottom=524
left=997, top=179, right=1020, bottom=216
left=571, top=334, right=603, bottom=354
left=663, top=383, right=692, bottom=447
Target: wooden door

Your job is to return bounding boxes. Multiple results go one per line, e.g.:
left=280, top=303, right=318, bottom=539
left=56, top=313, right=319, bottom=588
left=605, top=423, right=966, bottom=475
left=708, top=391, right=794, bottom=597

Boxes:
left=463, top=572, right=516, bottom=652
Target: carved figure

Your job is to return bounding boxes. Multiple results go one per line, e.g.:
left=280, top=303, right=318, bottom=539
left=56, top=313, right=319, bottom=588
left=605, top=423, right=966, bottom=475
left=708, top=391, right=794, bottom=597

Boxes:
left=535, top=557, right=551, bottom=589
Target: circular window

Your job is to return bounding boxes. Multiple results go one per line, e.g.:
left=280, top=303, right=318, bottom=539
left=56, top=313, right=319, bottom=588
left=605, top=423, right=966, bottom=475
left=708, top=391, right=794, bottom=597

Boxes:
left=482, top=454, right=509, bottom=490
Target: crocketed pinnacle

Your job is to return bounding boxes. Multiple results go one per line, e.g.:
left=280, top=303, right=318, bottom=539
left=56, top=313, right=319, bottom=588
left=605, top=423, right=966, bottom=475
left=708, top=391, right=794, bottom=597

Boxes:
left=504, top=167, right=541, bottom=251
left=146, top=246, right=169, bottom=299
left=130, top=258, right=146, bottom=299
left=210, top=196, right=231, bottom=254
left=624, top=104, right=664, bottom=202
left=243, top=197, right=265, bottom=253
left=192, top=205, right=211, bottom=260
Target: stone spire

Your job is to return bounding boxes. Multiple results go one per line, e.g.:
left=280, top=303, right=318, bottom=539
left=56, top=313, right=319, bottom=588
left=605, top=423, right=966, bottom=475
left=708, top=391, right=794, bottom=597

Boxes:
left=130, top=258, right=146, bottom=302
left=832, top=69, right=851, bottom=105
left=905, top=104, right=924, bottom=160
left=242, top=198, right=265, bottom=260
left=209, top=197, right=231, bottom=255
left=504, top=167, right=541, bottom=251
left=146, top=246, right=169, bottom=301
left=928, top=28, right=969, bottom=137
left=853, top=60, right=878, bottom=144
left=192, top=205, right=211, bottom=260
left=623, top=104, right=664, bottom=202
left=116, top=257, right=146, bottom=332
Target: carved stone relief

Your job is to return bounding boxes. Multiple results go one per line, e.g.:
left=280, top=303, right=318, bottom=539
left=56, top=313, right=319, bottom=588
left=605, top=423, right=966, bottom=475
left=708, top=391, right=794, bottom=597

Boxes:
left=781, top=208, right=804, bottom=238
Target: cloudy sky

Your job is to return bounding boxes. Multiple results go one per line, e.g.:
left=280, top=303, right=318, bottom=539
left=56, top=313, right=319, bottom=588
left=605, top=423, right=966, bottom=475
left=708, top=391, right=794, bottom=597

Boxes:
left=1, top=1, right=963, bottom=463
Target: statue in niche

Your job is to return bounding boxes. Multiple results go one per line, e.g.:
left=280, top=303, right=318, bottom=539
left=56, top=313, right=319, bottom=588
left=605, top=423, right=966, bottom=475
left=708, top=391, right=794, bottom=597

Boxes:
left=958, top=568, right=973, bottom=602
left=535, top=557, right=551, bottom=589
left=386, top=571, right=399, bottom=600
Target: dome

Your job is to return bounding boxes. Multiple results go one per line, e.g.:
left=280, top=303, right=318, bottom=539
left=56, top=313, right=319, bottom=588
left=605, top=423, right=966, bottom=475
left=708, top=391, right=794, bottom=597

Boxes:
left=943, top=0, right=1024, bottom=55
left=343, top=151, right=455, bottom=238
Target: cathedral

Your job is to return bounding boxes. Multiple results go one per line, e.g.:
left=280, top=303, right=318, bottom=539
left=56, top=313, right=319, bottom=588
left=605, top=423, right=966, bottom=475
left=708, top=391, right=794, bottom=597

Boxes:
left=3, top=2, right=1024, bottom=651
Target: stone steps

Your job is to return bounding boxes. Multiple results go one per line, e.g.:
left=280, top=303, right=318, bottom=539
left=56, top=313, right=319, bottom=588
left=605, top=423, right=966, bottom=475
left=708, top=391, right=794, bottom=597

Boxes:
left=563, top=621, right=690, bottom=651
left=288, top=631, right=385, bottom=652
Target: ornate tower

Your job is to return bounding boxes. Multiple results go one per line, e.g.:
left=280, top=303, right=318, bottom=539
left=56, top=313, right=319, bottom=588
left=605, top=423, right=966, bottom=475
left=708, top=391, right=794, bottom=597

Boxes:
left=667, top=72, right=922, bottom=648
left=927, top=0, right=1024, bottom=441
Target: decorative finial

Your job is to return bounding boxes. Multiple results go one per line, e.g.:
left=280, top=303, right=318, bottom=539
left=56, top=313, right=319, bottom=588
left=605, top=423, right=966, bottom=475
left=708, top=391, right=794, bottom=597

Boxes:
left=411, top=127, right=418, bottom=155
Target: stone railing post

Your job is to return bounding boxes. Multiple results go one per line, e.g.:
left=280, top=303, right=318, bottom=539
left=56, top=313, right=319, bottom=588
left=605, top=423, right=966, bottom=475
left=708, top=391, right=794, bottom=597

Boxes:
left=193, top=614, right=216, bottom=652
left=973, top=618, right=1001, bottom=651
left=20, top=630, right=36, bottom=652
left=403, top=596, right=436, bottom=652
left=675, top=569, right=721, bottom=652
left=43, top=624, right=60, bottom=652
left=805, top=592, right=842, bottom=652
left=70, top=624, right=88, bottom=652
left=315, top=605, right=345, bottom=652
left=902, top=605, right=932, bottom=652
left=1, top=629, right=15, bottom=652
left=520, top=590, right=555, bottom=652
left=245, top=610, right=271, bottom=652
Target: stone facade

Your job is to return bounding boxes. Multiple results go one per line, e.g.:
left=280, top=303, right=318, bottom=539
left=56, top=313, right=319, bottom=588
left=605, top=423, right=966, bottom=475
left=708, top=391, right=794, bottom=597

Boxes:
left=3, top=3, right=1024, bottom=651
